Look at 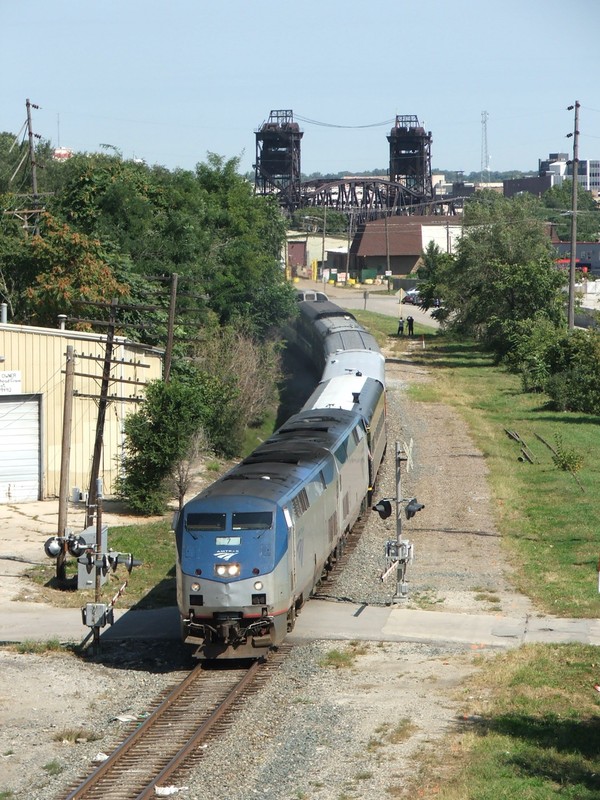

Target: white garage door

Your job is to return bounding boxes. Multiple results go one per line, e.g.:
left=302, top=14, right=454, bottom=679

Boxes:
left=0, top=396, right=41, bottom=503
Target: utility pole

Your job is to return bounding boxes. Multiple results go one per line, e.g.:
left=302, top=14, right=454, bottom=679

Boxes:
left=384, top=211, right=391, bottom=289
left=85, top=302, right=117, bottom=528
left=567, top=101, right=580, bottom=331
left=26, top=98, right=39, bottom=198
left=480, top=110, right=489, bottom=185
left=163, top=272, right=178, bottom=383
left=345, top=211, right=353, bottom=278
left=56, top=345, right=74, bottom=582
left=321, top=205, right=327, bottom=290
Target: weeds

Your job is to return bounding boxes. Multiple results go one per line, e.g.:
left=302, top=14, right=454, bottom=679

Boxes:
left=42, top=760, right=64, bottom=776
left=53, top=728, right=101, bottom=744
left=12, top=638, right=63, bottom=655
left=551, top=432, right=584, bottom=474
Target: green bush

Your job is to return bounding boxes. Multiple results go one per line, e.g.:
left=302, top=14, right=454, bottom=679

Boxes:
left=503, top=315, right=561, bottom=392
left=116, top=378, right=209, bottom=514
left=544, top=329, right=600, bottom=413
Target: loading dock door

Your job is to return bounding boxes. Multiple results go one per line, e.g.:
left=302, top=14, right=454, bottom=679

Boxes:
left=0, top=396, right=41, bottom=503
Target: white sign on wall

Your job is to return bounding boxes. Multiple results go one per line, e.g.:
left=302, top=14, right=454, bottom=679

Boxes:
left=0, top=371, right=22, bottom=395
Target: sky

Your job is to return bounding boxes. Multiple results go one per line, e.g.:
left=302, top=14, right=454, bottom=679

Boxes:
left=2, top=0, right=599, bottom=178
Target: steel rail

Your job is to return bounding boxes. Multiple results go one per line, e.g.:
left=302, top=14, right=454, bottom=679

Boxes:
left=62, top=660, right=259, bottom=800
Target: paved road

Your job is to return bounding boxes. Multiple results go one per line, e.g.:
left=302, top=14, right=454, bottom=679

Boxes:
left=298, top=278, right=439, bottom=329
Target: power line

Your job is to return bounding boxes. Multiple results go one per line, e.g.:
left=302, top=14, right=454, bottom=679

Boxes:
left=294, top=114, right=396, bottom=130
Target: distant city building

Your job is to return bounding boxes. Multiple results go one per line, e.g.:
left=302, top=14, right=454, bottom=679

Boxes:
left=505, top=153, right=600, bottom=199
left=555, top=242, right=600, bottom=275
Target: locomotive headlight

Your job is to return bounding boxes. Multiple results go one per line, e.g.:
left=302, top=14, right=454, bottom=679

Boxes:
left=215, top=563, right=240, bottom=578
left=254, top=580, right=263, bottom=591
left=191, top=582, right=201, bottom=592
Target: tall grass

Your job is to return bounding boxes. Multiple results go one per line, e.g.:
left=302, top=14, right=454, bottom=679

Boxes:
left=411, top=338, right=600, bottom=617
left=419, top=643, right=600, bottom=800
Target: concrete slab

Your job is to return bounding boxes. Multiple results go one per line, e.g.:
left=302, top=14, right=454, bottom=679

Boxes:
left=1, top=597, right=599, bottom=652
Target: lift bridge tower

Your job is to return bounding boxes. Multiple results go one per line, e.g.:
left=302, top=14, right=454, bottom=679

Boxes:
left=254, top=110, right=303, bottom=211
left=387, top=115, right=433, bottom=198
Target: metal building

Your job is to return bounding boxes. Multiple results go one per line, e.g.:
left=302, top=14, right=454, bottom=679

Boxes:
left=0, top=324, right=163, bottom=503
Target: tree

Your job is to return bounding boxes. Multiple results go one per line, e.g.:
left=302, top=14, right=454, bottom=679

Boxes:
left=541, top=181, right=600, bottom=242
left=170, top=428, right=211, bottom=511
left=423, top=192, right=567, bottom=357
left=116, top=379, right=208, bottom=514
left=19, top=213, right=129, bottom=327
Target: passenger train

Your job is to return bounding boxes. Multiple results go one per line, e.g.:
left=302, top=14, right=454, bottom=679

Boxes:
left=174, top=292, right=387, bottom=659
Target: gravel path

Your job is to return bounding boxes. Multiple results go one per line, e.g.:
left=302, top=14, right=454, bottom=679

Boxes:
left=0, top=338, right=533, bottom=800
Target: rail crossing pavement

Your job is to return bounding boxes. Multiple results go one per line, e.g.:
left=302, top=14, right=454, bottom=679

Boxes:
left=2, top=598, right=600, bottom=651
left=1, top=500, right=599, bottom=650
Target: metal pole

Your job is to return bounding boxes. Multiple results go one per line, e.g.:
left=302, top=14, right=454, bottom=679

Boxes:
left=394, top=443, right=406, bottom=601
left=345, top=211, right=352, bottom=279
left=568, top=101, right=580, bottom=331
left=93, top=478, right=103, bottom=652
left=385, top=212, right=391, bottom=290
left=321, top=205, right=327, bottom=289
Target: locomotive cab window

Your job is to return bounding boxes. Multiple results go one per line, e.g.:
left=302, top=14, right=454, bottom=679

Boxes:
left=232, top=512, right=273, bottom=530
left=186, top=512, right=226, bottom=531
left=334, top=439, right=348, bottom=464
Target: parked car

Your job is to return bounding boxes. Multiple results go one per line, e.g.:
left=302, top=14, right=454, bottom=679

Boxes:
left=401, top=290, right=420, bottom=305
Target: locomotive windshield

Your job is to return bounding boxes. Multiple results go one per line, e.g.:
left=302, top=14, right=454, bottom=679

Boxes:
left=186, top=512, right=226, bottom=531
left=232, top=512, right=273, bottom=530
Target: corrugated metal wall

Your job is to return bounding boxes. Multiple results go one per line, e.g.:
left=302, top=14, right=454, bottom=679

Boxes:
left=0, top=325, right=163, bottom=502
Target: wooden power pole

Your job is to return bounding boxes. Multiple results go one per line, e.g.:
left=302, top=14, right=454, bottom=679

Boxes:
left=56, top=345, right=74, bottom=581
left=567, top=101, right=580, bottom=331
left=85, top=303, right=117, bottom=528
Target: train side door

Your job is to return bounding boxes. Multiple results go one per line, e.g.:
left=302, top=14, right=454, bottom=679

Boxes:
left=283, top=506, right=296, bottom=593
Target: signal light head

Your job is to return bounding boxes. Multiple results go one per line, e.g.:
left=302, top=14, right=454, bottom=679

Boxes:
left=372, top=499, right=393, bottom=520
left=405, top=498, right=425, bottom=519
left=44, top=536, right=62, bottom=558
left=67, top=535, right=88, bottom=557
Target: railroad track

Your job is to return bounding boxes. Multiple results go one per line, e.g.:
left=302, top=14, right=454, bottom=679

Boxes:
left=60, top=645, right=292, bottom=800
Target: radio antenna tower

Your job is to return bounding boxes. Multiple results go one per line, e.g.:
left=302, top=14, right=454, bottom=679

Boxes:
left=480, top=110, right=490, bottom=185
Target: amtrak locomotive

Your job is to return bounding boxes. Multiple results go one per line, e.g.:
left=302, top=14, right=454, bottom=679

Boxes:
left=174, top=294, right=387, bottom=659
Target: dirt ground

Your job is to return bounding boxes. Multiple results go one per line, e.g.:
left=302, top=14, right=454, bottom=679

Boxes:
left=0, top=325, right=534, bottom=799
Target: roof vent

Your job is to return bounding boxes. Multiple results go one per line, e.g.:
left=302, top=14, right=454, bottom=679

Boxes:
left=352, top=392, right=360, bottom=404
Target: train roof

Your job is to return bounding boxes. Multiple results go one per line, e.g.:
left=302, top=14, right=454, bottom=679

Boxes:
left=192, top=408, right=360, bottom=505
left=298, top=299, right=356, bottom=323
left=321, top=349, right=386, bottom=385
left=320, top=326, right=380, bottom=355
left=303, top=374, right=384, bottom=418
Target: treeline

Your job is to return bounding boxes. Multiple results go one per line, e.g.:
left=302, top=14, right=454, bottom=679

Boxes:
left=417, top=191, right=600, bottom=414
left=0, top=133, right=298, bottom=512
